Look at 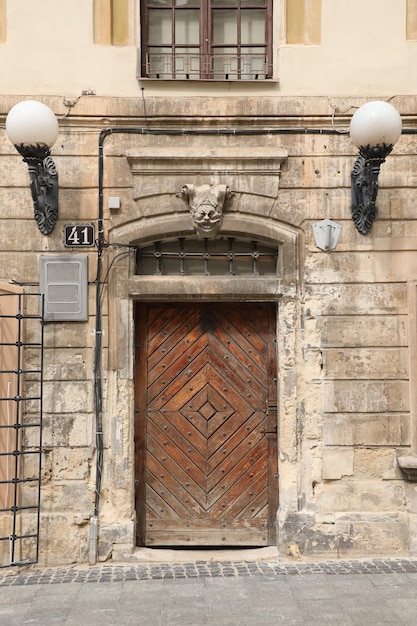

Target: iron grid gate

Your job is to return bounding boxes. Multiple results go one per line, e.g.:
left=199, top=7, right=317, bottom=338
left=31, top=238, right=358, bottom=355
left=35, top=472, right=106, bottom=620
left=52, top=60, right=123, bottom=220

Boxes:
left=0, top=292, right=44, bottom=567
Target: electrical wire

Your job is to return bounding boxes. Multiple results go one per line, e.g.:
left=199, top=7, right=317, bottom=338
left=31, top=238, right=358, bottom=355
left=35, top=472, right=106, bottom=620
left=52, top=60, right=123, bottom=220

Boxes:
left=93, top=243, right=103, bottom=519
left=98, top=248, right=135, bottom=303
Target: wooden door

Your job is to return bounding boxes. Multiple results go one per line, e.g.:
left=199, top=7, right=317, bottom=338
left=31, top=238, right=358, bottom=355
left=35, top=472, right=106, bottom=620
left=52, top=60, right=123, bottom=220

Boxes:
left=135, top=302, right=278, bottom=547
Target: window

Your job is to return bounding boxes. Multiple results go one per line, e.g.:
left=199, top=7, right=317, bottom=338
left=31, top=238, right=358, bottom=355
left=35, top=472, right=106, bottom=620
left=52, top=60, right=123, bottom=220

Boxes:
left=135, top=237, right=278, bottom=275
left=140, top=0, right=273, bottom=80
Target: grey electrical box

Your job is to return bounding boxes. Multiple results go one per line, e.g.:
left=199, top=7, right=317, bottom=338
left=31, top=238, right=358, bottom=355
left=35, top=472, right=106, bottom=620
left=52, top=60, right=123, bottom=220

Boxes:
left=40, top=255, right=88, bottom=322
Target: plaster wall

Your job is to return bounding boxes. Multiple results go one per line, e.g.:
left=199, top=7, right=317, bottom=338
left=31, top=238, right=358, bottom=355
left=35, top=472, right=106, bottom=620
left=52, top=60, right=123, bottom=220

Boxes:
left=0, top=0, right=416, bottom=97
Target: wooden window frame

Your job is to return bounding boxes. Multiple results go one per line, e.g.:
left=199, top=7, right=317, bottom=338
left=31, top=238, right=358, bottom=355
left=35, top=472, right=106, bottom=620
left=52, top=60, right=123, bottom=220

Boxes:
left=140, top=0, right=273, bottom=80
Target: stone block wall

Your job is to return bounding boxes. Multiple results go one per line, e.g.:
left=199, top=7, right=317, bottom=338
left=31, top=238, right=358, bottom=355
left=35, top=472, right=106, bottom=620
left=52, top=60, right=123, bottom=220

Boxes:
left=276, top=104, right=413, bottom=557
left=0, top=94, right=416, bottom=565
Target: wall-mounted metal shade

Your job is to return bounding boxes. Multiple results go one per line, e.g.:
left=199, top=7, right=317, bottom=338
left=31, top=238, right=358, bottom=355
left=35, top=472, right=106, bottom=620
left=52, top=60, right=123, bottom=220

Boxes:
left=5, top=100, right=59, bottom=235
left=350, top=101, right=402, bottom=235
left=350, top=100, right=402, bottom=149
left=5, top=100, right=59, bottom=155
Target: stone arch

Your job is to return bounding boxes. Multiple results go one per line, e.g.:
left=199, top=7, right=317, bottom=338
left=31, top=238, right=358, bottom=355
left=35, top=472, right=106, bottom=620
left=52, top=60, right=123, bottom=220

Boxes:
left=104, top=146, right=301, bottom=552
left=106, top=209, right=302, bottom=542
left=106, top=209, right=301, bottom=554
left=109, top=211, right=300, bottom=295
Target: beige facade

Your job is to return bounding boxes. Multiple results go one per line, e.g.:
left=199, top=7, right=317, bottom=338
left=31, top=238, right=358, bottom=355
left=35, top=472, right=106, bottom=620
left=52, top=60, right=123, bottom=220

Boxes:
left=0, top=0, right=417, bottom=567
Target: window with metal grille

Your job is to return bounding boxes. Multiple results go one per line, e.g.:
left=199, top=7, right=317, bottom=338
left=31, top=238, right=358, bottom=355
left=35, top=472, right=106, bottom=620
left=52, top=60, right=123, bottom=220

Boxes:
left=140, top=0, right=273, bottom=80
left=135, top=237, right=278, bottom=275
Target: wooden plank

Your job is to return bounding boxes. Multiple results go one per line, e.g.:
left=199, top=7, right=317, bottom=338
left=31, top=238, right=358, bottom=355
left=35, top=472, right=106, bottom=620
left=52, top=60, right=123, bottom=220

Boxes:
left=148, top=357, right=208, bottom=411
left=211, top=328, right=268, bottom=387
left=234, top=488, right=269, bottom=521
left=220, top=472, right=268, bottom=521
left=147, top=419, right=208, bottom=484
left=147, top=437, right=206, bottom=510
left=147, top=331, right=206, bottom=386
left=152, top=409, right=208, bottom=455
left=147, top=309, right=203, bottom=370
left=145, top=479, right=184, bottom=520
left=146, top=528, right=267, bottom=545
left=206, top=410, right=236, bottom=438
left=208, top=410, right=264, bottom=459
left=145, top=520, right=268, bottom=546
left=147, top=306, right=200, bottom=354
left=207, top=412, right=265, bottom=471
left=221, top=308, right=269, bottom=355
left=202, top=365, right=255, bottom=412
left=146, top=450, right=206, bottom=517
left=207, top=343, right=267, bottom=405
left=207, top=437, right=268, bottom=493
left=208, top=454, right=268, bottom=516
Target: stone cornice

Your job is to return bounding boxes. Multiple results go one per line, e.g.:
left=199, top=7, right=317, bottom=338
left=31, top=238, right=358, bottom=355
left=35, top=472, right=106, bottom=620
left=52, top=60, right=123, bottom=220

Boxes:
left=0, top=94, right=415, bottom=123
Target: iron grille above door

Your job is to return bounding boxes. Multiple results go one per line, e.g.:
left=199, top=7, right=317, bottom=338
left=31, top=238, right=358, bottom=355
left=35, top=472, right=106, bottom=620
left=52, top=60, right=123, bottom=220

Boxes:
left=135, top=237, right=278, bottom=276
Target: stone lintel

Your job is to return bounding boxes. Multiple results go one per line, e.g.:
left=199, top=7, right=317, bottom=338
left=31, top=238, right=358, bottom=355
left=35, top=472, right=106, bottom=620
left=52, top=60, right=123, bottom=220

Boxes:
left=127, top=276, right=284, bottom=301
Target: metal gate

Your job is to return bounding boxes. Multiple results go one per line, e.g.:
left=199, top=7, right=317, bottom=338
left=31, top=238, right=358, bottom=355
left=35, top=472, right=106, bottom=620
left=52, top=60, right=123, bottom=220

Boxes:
left=0, top=289, right=44, bottom=567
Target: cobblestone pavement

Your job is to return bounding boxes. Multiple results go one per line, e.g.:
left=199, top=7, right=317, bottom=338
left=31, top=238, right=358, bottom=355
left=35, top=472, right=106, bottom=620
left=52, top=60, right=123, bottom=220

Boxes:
left=2, top=559, right=417, bottom=625
left=1, top=557, right=417, bottom=585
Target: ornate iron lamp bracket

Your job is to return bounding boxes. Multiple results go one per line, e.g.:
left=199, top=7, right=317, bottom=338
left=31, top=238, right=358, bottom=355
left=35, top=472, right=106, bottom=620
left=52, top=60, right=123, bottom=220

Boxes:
left=351, top=143, right=393, bottom=235
left=16, top=143, right=58, bottom=236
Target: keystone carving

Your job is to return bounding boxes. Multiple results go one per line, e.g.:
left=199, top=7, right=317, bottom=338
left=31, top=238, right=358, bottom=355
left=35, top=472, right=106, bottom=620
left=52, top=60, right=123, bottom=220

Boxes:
left=177, top=183, right=233, bottom=236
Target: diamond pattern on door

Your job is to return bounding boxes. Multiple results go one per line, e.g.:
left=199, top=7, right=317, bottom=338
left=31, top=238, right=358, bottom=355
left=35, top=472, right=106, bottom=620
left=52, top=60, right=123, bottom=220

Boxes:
left=135, top=302, right=278, bottom=546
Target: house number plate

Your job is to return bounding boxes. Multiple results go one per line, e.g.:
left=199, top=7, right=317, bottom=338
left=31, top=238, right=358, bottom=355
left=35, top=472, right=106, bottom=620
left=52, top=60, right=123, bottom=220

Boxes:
left=64, top=224, right=95, bottom=247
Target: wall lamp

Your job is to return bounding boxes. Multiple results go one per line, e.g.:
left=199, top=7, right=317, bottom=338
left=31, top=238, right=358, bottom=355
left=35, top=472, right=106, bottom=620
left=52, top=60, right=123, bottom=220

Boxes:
left=350, top=100, right=402, bottom=235
left=5, top=100, right=59, bottom=235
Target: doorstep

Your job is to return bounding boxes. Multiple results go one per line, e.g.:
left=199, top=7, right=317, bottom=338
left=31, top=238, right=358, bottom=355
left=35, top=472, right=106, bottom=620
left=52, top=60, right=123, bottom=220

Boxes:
left=112, top=545, right=280, bottom=564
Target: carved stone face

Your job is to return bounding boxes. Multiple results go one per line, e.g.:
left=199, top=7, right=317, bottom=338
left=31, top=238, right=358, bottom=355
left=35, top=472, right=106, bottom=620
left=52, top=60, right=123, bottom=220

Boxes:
left=191, top=196, right=223, bottom=234
left=177, top=183, right=233, bottom=236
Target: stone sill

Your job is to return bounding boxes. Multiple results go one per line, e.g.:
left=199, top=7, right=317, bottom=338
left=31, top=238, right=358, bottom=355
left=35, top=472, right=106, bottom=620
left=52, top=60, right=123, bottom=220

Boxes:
left=397, top=455, right=417, bottom=481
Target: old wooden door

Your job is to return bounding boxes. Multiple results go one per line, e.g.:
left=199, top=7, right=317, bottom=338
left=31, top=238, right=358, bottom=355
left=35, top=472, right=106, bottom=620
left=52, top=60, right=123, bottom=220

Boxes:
left=135, top=302, right=278, bottom=547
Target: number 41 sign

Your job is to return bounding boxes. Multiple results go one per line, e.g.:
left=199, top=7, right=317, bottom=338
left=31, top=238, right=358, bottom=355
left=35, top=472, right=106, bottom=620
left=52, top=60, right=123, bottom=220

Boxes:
left=64, top=224, right=95, bottom=247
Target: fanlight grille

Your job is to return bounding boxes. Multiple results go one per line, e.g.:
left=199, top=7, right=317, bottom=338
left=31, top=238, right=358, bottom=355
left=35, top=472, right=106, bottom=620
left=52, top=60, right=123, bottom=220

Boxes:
left=135, top=238, right=278, bottom=277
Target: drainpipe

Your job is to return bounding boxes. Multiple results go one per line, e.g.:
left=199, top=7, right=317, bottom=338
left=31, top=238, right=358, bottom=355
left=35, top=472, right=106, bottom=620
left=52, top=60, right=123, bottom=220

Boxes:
left=88, top=516, right=99, bottom=566
left=89, top=129, right=110, bottom=565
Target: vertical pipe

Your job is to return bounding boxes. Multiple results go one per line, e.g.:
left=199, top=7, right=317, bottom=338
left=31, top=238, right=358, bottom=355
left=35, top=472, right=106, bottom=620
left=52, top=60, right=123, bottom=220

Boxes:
left=91, top=129, right=113, bottom=563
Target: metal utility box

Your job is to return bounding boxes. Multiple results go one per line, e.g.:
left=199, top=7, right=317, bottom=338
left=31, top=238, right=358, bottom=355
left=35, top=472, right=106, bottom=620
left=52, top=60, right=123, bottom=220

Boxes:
left=39, top=255, right=88, bottom=322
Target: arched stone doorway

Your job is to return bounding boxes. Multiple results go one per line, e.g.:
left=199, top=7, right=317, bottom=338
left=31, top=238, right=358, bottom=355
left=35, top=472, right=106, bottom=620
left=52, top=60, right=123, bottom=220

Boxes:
left=107, top=211, right=300, bottom=550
